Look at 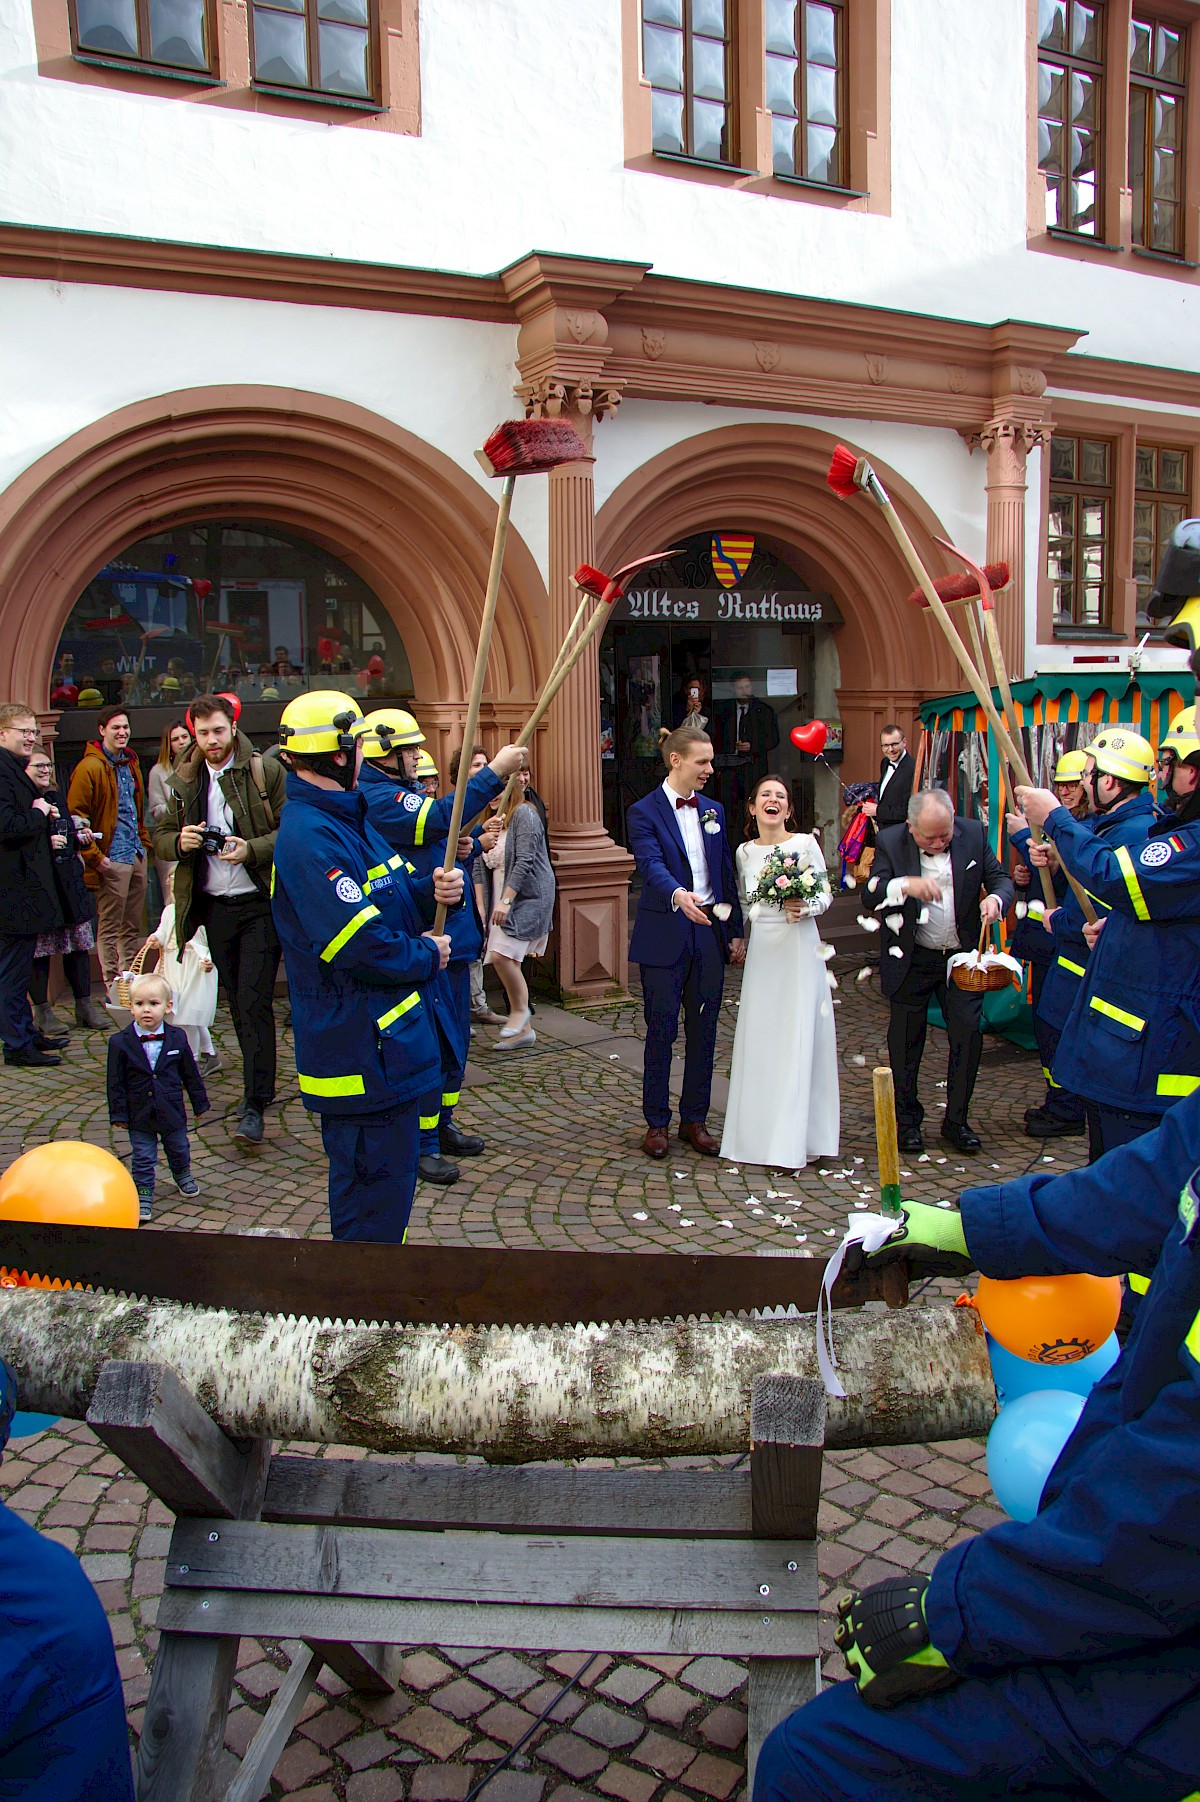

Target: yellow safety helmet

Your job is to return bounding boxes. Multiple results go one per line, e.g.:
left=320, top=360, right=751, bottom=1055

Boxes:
left=415, top=749, right=439, bottom=781
left=354, top=707, right=425, bottom=760
left=278, top=690, right=362, bottom=755
left=1087, top=729, right=1156, bottom=786
left=1161, top=704, right=1200, bottom=761
left=1053, top=749, right=1089, bottom=783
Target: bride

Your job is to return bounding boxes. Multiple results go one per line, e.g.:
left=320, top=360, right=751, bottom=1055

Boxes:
left=720, top=775, right=841, bottom=1170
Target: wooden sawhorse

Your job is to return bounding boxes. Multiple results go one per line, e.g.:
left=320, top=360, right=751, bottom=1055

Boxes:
left=85, top=1359, right=826, bottom=1801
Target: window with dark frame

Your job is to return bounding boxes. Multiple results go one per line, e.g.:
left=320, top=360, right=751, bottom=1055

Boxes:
left=1037, top=0, right=1105, bottom=236
left=1134, top=443, right=1192, bottom=623
left=69, top=0, right=215, bottom=73
left=1129, top=16, right=1187, bottom=256
left=765, top=0, right=846, bottom=185
left=642, top=0, right=733, bottom=165
left=250, top=0, right=376, bottom=102
left=1047, top=433, right=1114, bottom=631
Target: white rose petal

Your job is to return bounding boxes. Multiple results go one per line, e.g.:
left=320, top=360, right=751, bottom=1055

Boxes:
left=727, top=1168, right=739, bottom=1174
left=820, top=942, right=836, bottom=961
left=680, top=1218, right=694, bottom=1226
left=937, top=1200, right=952, bottom=1209
left=888, top=946, right=905, bottom=958
left=752, top=1207, right=764, bottom=1215
left=856, top=968, right=873, bottom=983
left=856, top=914, right=881, bottom=933
left=633, top=1211, right=648, bottom=1220
left=865, top=876, right=880, bottom=894
left=668, top=1203, right=682, bottom=1211
left=826, top=970, right=839, bottom=990
left=794, top=1234, right=807, bottom=1243
left=917, top=1153, right=930, bottom=1163
left=820, top=1001, right=831, bottom=1016
left=885, top=912, right=905, bottom=933
left=854, top=1200, right=869, bottom=1209
left=674, top=1171, right=687, bottom=1178
left=719, top=1220, right=734, bottom=1228
left=712, top=901, right=731, bottom=920
left=823, top=1227, right=837, bottom=1235
left=917, top=908, right=930, bottom=925
left=1015, top=900, right=1028, bottom=919
left=851, top=1053, right=867, bottom=1066
left=844, top=875, right=856, bottom=889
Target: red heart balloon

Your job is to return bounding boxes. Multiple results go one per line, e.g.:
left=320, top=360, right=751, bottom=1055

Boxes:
left=192, top=579, right=212, bottom=602
left=790, top=721, right=828, bottom=755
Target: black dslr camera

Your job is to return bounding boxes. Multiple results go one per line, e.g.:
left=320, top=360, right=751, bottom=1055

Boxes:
left=197, top=825, right=228, bottom=855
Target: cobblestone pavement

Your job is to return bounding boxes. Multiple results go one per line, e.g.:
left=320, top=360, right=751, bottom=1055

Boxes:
left=0, top=955, right=1086, bottom=1799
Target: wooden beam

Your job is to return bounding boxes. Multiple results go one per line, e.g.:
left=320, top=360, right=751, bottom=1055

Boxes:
left=135, top=1632, right=239, bottom=1802
left=307, top=1640, right=403, bottom=1694
left=746, top=1375, right=825, bottom=1792
left=165, top=1519, right=815, bottom=1611
left=264, top=1457, right=753, bottom=1536
left=86, top=1360, right=253, bottom=1519
left=156, top=1590, right=818, bottom=1659
left=224, top=1644, right=323, bottom=1802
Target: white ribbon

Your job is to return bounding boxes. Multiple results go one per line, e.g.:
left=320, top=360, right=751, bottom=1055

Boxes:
left=816, top=1212, right=905, bottom=1398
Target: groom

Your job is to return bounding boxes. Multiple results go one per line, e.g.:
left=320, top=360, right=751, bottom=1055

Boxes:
left=628, top=724, right=745, bottom=1159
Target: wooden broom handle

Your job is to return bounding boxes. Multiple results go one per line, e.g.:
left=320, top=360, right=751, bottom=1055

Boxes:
left=433, top=475, right=515, bottom=935
left=493, top=589, right=611, bottom=816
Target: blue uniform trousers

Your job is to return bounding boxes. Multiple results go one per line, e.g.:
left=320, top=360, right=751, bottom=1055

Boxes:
left=1084, top=1100, right=1161, bottom=1163
left=320, top=1102, right=420, bottom=1242
left=754, top=1649, right=1200, bottom=1802
left=639, top=929, right=725, bottom=1128
left=418, top=964, right=473, bottom=1154
left=1032, top=1012, right=1085, bottom=1123
left=0, top=934, right=36, bottom=1053
left=0, top=1501, right=134, bottom=1800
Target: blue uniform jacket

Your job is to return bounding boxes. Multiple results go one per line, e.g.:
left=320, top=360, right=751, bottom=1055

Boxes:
left=271, top=775, right=442, bottom=1114
left=1008, top=825, right=1069, bottom=969
left=106, top=1021, right=208, bottom=1135
left=627, top=788, right=743, bottom=967
left=358, top=759, right=500, bottom=966
left=1047, top=797, right=1200, bottom=1113
left=925, top=1092, right=1200, bottom=1768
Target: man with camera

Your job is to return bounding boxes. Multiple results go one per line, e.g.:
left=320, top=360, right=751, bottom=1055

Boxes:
left=154, top=694, right=287, bottom=1147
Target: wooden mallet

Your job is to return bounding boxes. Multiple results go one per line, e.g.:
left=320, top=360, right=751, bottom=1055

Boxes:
left=432, top=418, right=589, bottom=934
left=872, top=1065, right=910, bottom=1308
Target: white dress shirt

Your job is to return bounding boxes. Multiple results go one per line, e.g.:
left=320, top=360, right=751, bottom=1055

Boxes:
left=878, top=755, right=902, bottom=799
left=663, top=779, right=715, bottom=906
left=202, top=754, right=257, bottom=898
left=886, top=849, right=958, bottom=951
left=135, top=1024, right=165, bottom=1070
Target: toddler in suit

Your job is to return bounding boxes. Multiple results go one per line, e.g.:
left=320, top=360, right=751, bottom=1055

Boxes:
left=107, top=972, right=208, bottom=1222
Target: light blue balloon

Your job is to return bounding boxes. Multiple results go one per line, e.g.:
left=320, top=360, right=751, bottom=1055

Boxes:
left=8, top=1411, right=59, bottom=1439
left=986, top=1389, right=1085, bottom=1521
left=987, top=1332, right=1120, bottom=1406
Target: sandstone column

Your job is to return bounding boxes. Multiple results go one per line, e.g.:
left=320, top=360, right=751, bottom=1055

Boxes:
left=978, top=418, right=1047, bottom=682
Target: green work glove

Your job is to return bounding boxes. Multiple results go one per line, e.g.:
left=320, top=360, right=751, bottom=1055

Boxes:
left=835, top=1576, right=960, bottom=1709
left=855, top=1200, right=975, bottom=1279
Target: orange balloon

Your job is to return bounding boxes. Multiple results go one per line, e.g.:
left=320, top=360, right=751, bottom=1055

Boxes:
left=0, top=1142, right=138, bottom=1230
left=976, top=1272, right=1122, bottom=1365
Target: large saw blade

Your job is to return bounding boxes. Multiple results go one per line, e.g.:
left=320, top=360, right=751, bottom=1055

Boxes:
left=0, top=1222, right=904, bottom=1326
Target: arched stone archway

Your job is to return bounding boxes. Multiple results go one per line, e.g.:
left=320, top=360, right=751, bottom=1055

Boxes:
left=595, top=422, right=964, bottom=772
left=0, top=387, right=549, bottom=758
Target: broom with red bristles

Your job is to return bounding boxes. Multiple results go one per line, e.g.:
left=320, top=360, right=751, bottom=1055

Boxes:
left=432, top=418, right=590, bottom=933
left=491, top=548, right=678, bottom=816
left=831, top=445, right=1097, bottom=920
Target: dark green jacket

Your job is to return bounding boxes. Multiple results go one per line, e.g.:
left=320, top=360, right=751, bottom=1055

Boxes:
left=152, top=730, right=287, bottom=947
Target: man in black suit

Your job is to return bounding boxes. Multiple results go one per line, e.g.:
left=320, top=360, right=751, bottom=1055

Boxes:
left=860, top=724, right=915, bottom=831
left=871, top=789, right=1014, bottom=1155
left=715, top=675, right=781, bottom=831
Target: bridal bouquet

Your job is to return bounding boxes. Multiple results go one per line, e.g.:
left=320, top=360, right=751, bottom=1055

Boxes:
left=750, top=847, right=828, bottom=912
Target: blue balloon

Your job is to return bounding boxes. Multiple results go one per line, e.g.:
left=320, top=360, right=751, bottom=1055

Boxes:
left=987, top=1332, right=1120, bottom=1406
left=986, top=1389, right=1086, bottom=1521
left=8, top=1412, right=59, bottom=1439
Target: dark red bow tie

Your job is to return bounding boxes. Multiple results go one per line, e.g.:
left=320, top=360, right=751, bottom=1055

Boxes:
left=675, top=795, right=698, bottom=810
left=140, top=1033, right=164, bottom=1041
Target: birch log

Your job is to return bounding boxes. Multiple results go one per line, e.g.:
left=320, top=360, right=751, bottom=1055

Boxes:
left=0, top=1289, right=994, bottom=1459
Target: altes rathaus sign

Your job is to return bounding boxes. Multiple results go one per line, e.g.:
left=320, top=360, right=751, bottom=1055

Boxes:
left=612, top=589, right=837, bottom=625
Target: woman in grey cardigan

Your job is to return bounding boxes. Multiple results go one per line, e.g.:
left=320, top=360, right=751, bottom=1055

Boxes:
left=485, top=776, right=555, bottom=1050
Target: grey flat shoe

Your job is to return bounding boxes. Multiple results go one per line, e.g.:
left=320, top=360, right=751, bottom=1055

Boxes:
left=493, top=1028, right=536, bottom=1050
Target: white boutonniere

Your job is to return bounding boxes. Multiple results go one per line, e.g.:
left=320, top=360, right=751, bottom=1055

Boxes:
left=702, top=808, right=720, bottom=835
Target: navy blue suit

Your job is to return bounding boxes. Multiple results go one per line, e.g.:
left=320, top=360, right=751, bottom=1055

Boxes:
left=627, top=786, right=743, bottom=1129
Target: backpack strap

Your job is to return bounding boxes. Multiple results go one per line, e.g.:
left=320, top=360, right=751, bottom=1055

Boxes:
left=248, top=752, right=277, bottom=832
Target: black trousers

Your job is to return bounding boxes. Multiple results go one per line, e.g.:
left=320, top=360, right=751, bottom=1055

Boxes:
left=29, top=951, right=91, bottom=1006
left=887, top=944, right=983, bottom=1131
left=203, top=892, right=280, bottom=1111
left=0, top=934, right=36, bottom=1052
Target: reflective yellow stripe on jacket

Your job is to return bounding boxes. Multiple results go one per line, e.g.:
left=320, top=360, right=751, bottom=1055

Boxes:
left=413, top=798, right=433, bottom=846
left=1056, top=956, right=1086, bottom=977
left=1158, top=1075, right=1200, bottom=1098
left=320, top=904, right=380, bottom=963
left=1114, top=845, right=1151, bottom=921
left=1185, top=1309, right=1200, bottom=1366
left=298, top=1072, right=366, bottom=1097
left=376, top=991, right=421, bottom=1033
left=1088, top=996, right=1146, bottom=1033
left=1128, top=1272, right=1151, bottom=1296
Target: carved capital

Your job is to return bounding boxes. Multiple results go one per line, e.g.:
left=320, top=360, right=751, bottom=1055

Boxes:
left=518, top=376, right=623, bottom=426
left=962, top=417, right=1050, bottom=485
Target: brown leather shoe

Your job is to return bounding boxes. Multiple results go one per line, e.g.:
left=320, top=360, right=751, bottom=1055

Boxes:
left=679, top=1120, right=721, bottom=1156
left=642, top=1125, right=669, bottom=1160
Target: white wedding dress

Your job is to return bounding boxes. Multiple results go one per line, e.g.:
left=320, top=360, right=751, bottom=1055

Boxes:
left=720, top=834, right=841, bottom=1169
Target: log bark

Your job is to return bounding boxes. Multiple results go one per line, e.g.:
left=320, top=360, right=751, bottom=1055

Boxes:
left=0, top=1290, right=993, bottom=1460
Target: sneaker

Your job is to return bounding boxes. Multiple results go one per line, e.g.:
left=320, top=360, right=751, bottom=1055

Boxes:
left=233, top=1107, right=264, bottom=1146
left=138, top=1191, right=153, bottom=1223
left=197, top=1053, right=221, bottom=1078
left=3, top=1046, right=62, bottom=1067
left=173, top=1171, right=201, bottom=1197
